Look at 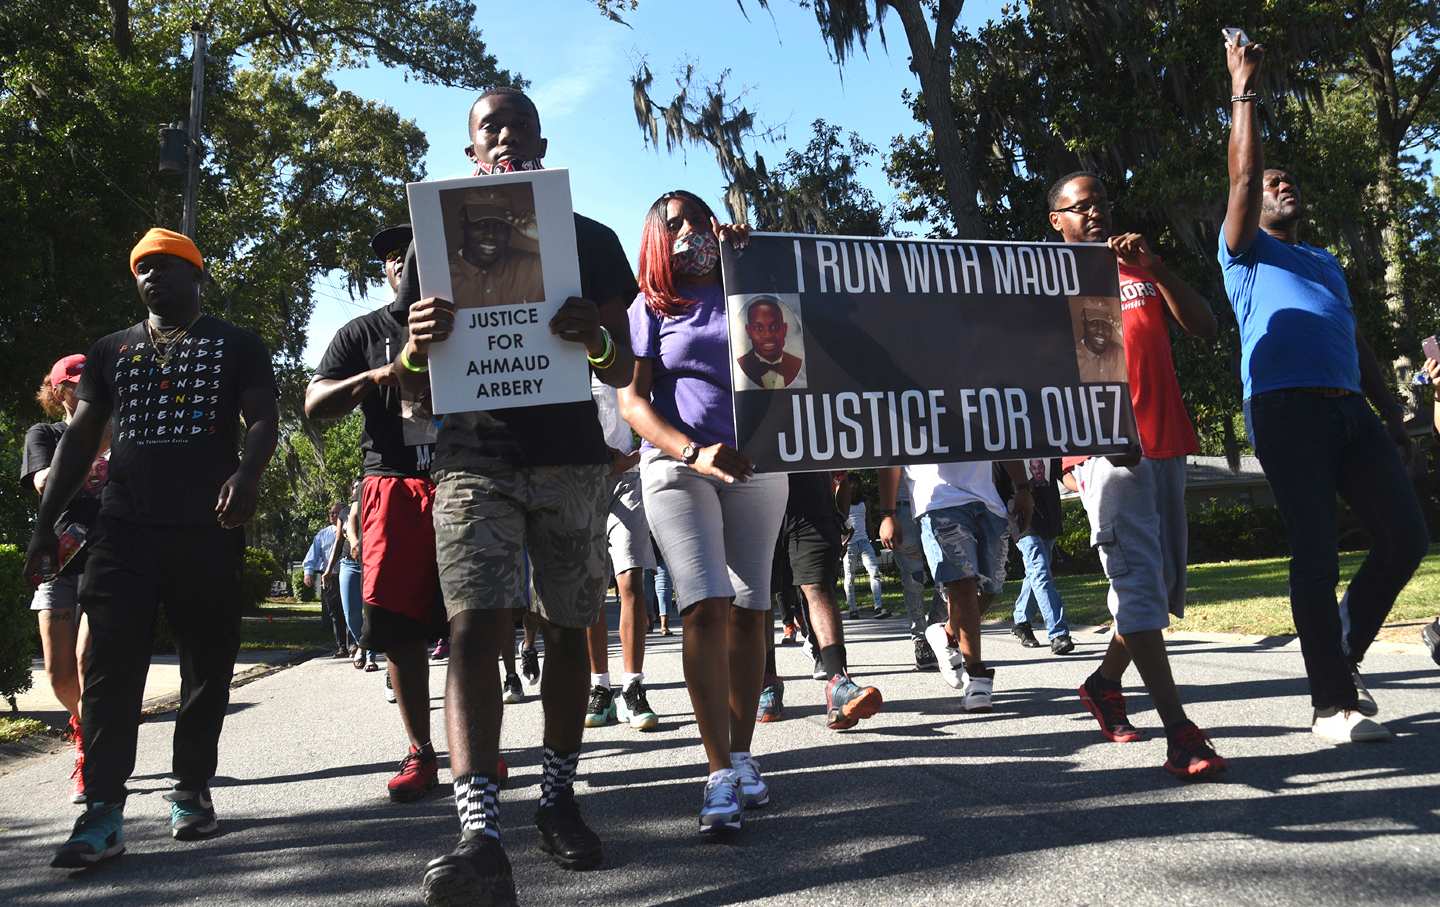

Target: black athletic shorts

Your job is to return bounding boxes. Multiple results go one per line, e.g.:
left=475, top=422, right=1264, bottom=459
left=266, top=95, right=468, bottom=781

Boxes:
left=782, top=473, right=843, bottom=587
left=360, top=598, right=447, bottom=653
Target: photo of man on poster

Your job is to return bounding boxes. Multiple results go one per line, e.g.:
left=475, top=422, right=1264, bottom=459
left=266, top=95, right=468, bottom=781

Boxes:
left=1070, top=296, right=1126, bottom=383
left=445, top=185, right=545, bottom=308
left=734, top=294, right=807, bottom=391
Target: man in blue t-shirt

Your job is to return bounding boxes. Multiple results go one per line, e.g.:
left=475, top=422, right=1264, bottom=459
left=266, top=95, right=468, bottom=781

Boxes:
left=1220, top=35, right=1427, bottom=744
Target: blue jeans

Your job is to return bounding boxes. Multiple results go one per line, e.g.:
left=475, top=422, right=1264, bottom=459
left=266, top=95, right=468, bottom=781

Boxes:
left=1011, top=535, right=1069, bottom=637
left=919, top=502, right=1009, bottom=595
left=1246, top=390, right=1428, bottom=710
left=338, top=557, right=365, bottom=648
left=652, top=561, right=678, bottom=620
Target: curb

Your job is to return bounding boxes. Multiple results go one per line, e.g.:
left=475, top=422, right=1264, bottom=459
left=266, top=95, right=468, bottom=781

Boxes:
left=1, top=648, right=325, bottom=772
left=985, top=619, right=1434, bottom=658
left=139, top=648, right=327, bottom=717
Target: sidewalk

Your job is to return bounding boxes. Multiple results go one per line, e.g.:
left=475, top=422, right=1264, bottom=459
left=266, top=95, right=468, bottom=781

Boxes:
left=10, top=649, right=317, bottom=733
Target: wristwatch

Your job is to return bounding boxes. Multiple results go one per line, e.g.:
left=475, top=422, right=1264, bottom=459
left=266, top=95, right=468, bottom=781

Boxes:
left=680, top=443, right=700, bottom=465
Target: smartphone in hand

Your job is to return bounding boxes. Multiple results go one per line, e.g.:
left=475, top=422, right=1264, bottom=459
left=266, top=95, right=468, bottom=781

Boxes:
left=1422, top=335, right=1440, bottom=363
left=1222, top=27, right=1251, bottom=46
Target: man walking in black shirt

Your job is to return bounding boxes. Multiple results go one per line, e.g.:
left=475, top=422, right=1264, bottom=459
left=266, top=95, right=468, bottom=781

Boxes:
left=399, top=87, right=637, bottom=907
left=28, top=228, right=279, bottom=868
left=307, top=224, right=466, bottom=802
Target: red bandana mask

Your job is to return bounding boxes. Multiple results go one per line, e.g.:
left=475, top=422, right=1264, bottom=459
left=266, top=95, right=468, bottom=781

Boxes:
left=473, top=158, right=545, bottom=176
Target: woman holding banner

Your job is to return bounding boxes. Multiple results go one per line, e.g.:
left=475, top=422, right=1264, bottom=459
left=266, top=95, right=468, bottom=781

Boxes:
left=619, top=190, right=788, bottom=835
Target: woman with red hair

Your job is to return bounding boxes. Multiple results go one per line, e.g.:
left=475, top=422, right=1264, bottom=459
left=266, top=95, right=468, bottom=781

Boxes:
left=21, top=355, right=109, bottom=805
left=619, top=190, right=788, bottom=835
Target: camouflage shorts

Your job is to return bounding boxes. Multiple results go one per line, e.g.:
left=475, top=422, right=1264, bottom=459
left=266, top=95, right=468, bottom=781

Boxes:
left=432, top=462, right=610, bottom=629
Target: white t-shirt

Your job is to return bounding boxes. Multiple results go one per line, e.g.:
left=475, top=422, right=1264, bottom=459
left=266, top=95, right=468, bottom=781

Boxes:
left=846, top=500, right=867, bottom=533
left=904, top=462, right=1006, bottom=520
left=590, top=378, right=634, bottom=456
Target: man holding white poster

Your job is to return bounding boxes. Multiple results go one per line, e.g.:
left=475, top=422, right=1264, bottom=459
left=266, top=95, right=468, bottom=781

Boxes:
left=396, top=87, right=637, bottom=907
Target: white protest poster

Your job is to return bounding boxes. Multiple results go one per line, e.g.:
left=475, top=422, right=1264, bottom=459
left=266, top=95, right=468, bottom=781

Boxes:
left=406, top=169, right=589, bottom=414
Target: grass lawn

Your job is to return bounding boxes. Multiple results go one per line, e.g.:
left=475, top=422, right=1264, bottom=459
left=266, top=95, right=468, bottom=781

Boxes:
left=0, top=716, right=49, bottom=744
left=241, top=599, right=333, bottom=651
left=876, top=547, right=1440, bottom=637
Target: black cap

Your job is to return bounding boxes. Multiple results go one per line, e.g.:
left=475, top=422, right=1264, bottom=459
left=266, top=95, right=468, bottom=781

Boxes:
left=370, top=224, right=413, bottom=261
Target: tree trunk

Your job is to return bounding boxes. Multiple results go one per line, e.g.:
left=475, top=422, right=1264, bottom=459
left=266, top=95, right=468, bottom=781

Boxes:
left=890, top=0, right=985, bottom=238
left=1363, top=31, right=1419, bottom=410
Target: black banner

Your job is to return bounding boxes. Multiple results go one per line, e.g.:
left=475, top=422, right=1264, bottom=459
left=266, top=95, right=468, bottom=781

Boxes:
left=721, top=233, right=1139, bottom=472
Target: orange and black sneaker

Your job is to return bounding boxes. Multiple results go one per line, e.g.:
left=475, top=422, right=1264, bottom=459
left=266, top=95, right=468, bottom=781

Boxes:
left=825, top=675, right=883, bottom=730
left=1077, top=675, right=1144, bottom=743
left=1164, top=721, right=1227, bottom=780
left=388, top=744, right=439, bottom=802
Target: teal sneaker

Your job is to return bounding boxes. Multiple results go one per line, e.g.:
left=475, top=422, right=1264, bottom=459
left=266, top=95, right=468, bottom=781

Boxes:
left=584, top=685, right=616, bottom=728
left=166, top=787, right=219, bottom=840
left=616, top=680, right=659, bottom=731
left=756, top=681, right=784, bottom=722
left=51, top=801, right=125, bottom=868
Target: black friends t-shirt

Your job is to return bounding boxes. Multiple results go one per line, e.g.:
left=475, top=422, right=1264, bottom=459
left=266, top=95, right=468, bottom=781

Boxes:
left=314, top=299, right=435, bottom=477
left=77, top=315, right=276, bottom=526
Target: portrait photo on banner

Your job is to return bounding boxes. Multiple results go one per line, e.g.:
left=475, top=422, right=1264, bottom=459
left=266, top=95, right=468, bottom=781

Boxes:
left=1068, top=294, right=1127, bottom=384
left=438, top=181, right=545, bottom=309
left=728, top=292, right=808, bottom=392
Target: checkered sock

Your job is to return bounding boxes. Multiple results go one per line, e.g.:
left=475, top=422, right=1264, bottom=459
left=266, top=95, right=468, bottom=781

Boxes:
left=538, top=745, right=580, bottom=808
left=453, top=772, right=501, bottom=840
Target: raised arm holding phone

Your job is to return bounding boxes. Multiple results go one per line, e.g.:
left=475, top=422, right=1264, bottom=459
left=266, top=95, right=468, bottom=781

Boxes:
left=1219, top=29, right=1428, bottom=745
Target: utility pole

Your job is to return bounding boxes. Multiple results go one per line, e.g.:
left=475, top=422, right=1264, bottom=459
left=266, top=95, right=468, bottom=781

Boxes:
left=181, top=25, right=207, bottom=239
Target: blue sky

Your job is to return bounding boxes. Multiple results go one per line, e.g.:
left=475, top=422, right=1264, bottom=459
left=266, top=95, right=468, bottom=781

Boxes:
left=302, top=0, right=1006, bottom=364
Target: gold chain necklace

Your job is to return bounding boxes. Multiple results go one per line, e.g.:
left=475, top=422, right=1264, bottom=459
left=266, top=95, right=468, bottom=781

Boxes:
left=146, top=317, right=198, bottom=371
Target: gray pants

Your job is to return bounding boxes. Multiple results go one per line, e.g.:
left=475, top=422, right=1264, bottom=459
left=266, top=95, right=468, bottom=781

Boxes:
left=1073, top=455, right=1187, bottom=634
left=893, top=497, right=946, bottom=638
left=640, top=451, right=789, bottom=612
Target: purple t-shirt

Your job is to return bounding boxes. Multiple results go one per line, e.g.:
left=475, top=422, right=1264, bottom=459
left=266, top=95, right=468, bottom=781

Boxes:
left=628, top=282, right=737, bottom=450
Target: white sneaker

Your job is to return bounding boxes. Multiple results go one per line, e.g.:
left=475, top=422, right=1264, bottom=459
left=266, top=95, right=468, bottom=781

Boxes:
left=384, top=673, right=396, bottom=704
left=924, top=623, right=964, bottom=689
left=962, top=670, right=994, bottom=712
left=1311, top=707, right=1390, bottom=743
left=730, top=754, right=770, bottom=809
left=698, top=769, right=743, bottom=834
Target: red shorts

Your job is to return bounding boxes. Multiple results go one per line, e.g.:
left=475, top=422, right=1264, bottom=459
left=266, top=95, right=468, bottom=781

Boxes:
left=361, top=475, right=440, bottom=622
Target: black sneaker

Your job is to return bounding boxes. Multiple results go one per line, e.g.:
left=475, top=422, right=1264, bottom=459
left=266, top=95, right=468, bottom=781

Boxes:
left=1011, top=621, right=1041, bottom=648
left=1421, top=618, right=1440, bottom=667
left=1077, top=675, right=1144, bottom=743
left=421, top=830, right=517, bottom=907
left=502, top=673, right=524, bottom=705
left=584, top=685, right=616, bottom=727
left=1050, top=634, right=1075, bottom=655
left=535, top=791, right=603, bottom=870
left=811, top=654, right=827, bottom=681
left=913, top=636, right=937, bottom=671
left=520, top=647, right=541, bottom=686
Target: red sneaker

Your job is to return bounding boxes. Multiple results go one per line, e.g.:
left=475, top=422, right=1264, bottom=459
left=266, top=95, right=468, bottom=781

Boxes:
left=68, top=716, right=86, bottom=804
left=1164, top=721, right=1227, bottom=780
left=388, top=745, right=439, bottom=802
left=1077, top=679, right=1144, bottom=743
left=781, top=622, right=798, bottom=646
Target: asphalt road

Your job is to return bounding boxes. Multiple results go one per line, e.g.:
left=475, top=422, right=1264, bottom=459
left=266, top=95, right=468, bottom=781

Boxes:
left=2, top=611, right=1438, bottom=906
